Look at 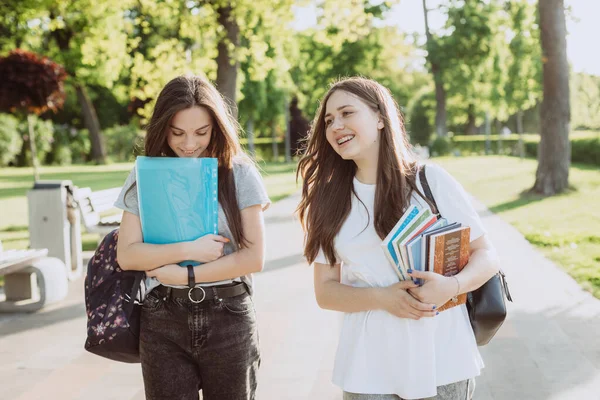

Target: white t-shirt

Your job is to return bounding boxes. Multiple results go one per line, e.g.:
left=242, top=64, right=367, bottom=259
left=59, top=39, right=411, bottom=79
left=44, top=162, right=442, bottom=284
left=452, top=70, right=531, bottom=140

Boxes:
left=314, top=163, right=486, bottom=399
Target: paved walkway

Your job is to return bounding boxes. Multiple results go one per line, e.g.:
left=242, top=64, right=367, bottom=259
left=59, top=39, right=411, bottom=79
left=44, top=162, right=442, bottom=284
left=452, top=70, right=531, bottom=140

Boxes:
left=1, top=189, right=599, bottom=400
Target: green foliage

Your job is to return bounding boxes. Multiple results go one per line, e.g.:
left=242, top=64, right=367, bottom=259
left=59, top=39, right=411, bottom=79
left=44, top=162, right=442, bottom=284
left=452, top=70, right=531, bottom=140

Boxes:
left=49, top=124, right=91, bottom=164
left=407, top=90, right=435, bottom=146
left=103, top=124, right=144, bottom=162
left=449, top=132, right=600, bottom=167
left=43, top=0, right=133, bottom=88
left=0, top=114, right=22, bottom=166
left=241, top=140, right=285, bottom=161
left=47, top=124, right=72, bottom=165
left=292, top=25, right=426, bottom=117
left=570, top=138, right=600, bottom=167
left=571, top=73, right=600, bottom=130
left=429, top=135, right=452, bottom=156
left=14, top=115, right=54, bottom=166
left=505, top=0, right=542, bottom=116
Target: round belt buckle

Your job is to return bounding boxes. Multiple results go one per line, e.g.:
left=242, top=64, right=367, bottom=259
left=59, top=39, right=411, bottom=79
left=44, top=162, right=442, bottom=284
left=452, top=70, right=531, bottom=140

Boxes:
left=188, top=286, right=206, bottom=304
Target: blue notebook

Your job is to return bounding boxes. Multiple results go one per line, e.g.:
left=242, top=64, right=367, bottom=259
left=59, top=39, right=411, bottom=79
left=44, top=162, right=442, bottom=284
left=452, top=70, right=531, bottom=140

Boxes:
left=136, top=156, right=219, bottom=266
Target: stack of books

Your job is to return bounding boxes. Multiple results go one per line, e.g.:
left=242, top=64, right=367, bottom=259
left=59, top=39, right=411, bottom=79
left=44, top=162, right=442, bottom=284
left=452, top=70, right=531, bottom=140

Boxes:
left=381, top=205, right=470, bottom=311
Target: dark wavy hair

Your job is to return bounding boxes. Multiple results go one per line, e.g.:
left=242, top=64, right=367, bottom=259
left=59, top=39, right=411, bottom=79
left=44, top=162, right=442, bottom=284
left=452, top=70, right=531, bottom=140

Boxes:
left=296, top=77, right=434, bottom=265
left=128, top=75, right=251, bottom=247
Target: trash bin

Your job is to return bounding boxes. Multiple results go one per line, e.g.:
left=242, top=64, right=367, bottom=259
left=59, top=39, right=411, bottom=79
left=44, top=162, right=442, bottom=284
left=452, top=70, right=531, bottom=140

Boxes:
left=27, top=180, right=83, bottom=281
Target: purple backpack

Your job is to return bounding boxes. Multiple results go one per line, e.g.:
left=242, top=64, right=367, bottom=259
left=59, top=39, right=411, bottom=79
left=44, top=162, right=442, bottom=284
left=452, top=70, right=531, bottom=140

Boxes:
left=84, top=229, right=144, bottom=363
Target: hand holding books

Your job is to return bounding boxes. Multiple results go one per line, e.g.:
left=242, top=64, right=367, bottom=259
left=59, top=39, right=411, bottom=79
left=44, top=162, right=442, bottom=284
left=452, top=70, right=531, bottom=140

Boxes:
left=381, top=204, right=471, bottom=312
left=136, top=156, right=220, bottom=266
left=379, top=280, right=438, bottom=320
left=187, top=234, right=230, bottom=263
left=406, top=268, right=463, bottom=312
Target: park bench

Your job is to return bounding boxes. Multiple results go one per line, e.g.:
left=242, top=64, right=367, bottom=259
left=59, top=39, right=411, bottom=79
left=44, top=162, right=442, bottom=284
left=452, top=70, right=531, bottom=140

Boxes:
left=0, top=247, right=68, bottom=312
left=74, top=187, right=123, bottom=236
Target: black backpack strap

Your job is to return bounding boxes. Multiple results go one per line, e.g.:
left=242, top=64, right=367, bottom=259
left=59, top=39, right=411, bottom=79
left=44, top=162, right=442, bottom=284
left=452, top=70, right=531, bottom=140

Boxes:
left=418, top=165, right=439, bottom=216
left=124, top=272, right=144, bottom=316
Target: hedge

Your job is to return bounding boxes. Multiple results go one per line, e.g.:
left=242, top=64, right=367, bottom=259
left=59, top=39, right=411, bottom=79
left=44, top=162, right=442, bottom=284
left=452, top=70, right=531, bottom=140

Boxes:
left=448, top=133, right=600, bottom=167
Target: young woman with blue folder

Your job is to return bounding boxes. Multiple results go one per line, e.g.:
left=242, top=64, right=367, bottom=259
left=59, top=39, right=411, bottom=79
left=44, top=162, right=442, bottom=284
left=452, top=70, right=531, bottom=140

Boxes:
left=114, top=75, right=270, bottom=400
left=296, top=77, right=500, bottom=400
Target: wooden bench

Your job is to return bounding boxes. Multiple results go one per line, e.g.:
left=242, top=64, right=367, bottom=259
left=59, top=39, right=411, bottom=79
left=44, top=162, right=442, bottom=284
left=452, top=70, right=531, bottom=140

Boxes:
left=74, top=187, right=123, bottom=235
left=0, top=247, right=68, bottom=312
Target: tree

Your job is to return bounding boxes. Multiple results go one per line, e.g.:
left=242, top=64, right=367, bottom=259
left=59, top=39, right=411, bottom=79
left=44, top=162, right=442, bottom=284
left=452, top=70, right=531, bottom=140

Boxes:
left=532, top=0, right=570, bottom=195
left=215, top=3, right=240, bottom=117
left=42, top=0, right=133, bottom=164
left=0, top=49, right=66, bottom=179
left=422, top=0, right=448, bottom=137
left=505, top=0, right=542, bottom=135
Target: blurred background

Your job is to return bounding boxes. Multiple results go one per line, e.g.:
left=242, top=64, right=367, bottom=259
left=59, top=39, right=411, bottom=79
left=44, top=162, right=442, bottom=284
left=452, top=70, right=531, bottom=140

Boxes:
left=1, top=0, right=598, bottom=166
left=1, top=0, right=599, bottom=298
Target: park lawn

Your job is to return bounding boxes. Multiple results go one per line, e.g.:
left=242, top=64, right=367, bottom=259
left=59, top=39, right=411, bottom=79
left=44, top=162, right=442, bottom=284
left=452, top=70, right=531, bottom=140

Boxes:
left=0, top=161, right=299, bottom=252
left=435, top=155, right=600, bottom=298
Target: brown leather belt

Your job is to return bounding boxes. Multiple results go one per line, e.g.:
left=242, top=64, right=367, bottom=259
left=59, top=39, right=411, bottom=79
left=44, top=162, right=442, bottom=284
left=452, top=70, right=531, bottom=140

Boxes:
left=154, top=282, right=247, bottom=304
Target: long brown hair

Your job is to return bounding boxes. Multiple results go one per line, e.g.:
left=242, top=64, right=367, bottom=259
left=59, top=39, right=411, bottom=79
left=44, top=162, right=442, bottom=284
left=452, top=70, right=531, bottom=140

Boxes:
left=296, top=77, right=432, bottom=265
left=130, top=75, right=251, bottom=247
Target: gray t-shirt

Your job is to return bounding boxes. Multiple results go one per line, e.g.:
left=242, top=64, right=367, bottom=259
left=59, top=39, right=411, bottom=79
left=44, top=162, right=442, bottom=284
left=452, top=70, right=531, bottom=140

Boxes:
left=114, top=158, right=271, bottom=295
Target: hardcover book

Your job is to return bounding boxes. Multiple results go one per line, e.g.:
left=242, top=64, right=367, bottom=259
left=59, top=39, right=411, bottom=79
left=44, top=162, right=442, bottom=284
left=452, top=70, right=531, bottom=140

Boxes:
left=405, top=218, right=449, bottom=284
left=427, top=226, right=470, bottom=312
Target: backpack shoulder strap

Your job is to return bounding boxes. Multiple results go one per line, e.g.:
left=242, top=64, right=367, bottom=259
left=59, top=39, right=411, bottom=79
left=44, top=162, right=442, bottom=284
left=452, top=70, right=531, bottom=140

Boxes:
left=418, top=165, right=440, bottom=216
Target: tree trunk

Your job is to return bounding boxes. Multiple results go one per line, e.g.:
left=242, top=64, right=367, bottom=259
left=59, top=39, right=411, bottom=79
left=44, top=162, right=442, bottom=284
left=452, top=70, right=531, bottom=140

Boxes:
left=75, top=83, right=106, bottom=164
left=466, top=104, right=477, bottom=135
left=422, top=0, right=447, bottom=137
left=496, top=119, right=503, bottom=154
left=533, top=0, right=570, bottom=195
left=516, top=110, right=524, bottom=134
left=271, top=120, right=279, bottom=161
left=517, top=110, right=525, bottom=158
left=216, top=5, right=240, bottom=119
left=484, top=111, right=491, bottom=155
left=246, top=118, right=255, bottom=156
left=27, top=114, right=40, bottom=181
left=285, top=99, right=292, bottom=163
left=433, top=69, right=447, bottom=137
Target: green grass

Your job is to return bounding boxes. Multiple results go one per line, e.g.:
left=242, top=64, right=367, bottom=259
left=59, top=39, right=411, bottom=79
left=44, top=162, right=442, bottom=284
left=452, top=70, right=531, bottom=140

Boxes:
left=0, top=161, right=299, bottom=252
left=435, top=155, right=600, bottom=298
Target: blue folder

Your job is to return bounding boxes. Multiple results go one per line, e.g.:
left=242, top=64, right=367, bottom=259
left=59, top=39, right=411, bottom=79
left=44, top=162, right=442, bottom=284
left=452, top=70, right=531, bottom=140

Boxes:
left=135, top=156, right=219, bottom=266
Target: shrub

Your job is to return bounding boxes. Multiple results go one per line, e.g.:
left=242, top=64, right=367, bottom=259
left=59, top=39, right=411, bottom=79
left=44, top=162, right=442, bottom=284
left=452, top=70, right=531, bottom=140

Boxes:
left=429, top=135, right=452, bottom=157
left=103, top=124, right=144, bottom=162
left=14, top=115, right=54, bottom=167
left=0, top=113, right=22, bottom=166
left=448, top=133, right=600, bottom=167
left=407, top=92, right=434, bottom=146
left=70, top=128, right=91, bottom=164
left=571, top=138, right=600, bottom=166
left=47, top=124, right=72, bottom=165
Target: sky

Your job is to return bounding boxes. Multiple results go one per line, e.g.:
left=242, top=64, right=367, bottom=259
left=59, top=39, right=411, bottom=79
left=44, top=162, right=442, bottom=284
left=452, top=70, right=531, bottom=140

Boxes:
left=293, top=0, right=600, bottom=76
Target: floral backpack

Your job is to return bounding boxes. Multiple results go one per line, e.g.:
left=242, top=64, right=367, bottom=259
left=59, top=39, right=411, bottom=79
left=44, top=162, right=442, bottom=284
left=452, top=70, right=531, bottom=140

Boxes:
left=84, top=229, right=145, bottom=363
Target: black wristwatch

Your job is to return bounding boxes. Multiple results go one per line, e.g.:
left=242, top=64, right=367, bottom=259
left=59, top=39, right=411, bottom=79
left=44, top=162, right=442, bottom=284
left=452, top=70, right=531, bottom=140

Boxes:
left=187, top=265, right=195, bottom=288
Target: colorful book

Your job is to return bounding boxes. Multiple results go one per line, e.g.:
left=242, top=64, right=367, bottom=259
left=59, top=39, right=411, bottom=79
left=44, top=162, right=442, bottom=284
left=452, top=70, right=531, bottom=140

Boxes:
left=406, top=218, right=449, bottom=284
left=394, top=209, right=438, bottom=272
left=427, top=226, right=471, bottom=312
left=420, top=222, right=461, bottom=274
left=381, top=205, right=419, bottom=280
left=136, top=156, right=219, bottom=266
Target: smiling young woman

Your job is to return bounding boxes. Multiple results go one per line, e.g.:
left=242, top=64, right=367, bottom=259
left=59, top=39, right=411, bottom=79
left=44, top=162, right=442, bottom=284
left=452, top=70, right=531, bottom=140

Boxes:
left=296, top=77, right=500, bottom=400
left=113, top=75, right=271, bottom=400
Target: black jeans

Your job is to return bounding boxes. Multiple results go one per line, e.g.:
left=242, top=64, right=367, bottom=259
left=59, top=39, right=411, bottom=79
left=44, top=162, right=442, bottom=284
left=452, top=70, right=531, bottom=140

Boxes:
left=139, top=286, right=260, bottom=400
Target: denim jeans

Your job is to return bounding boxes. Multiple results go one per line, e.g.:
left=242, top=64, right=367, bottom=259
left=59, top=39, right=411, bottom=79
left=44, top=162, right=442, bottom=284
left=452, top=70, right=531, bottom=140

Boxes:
left=139, top=286, right=260, bottom=400
left=343, top=378, right=475, bottom=400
